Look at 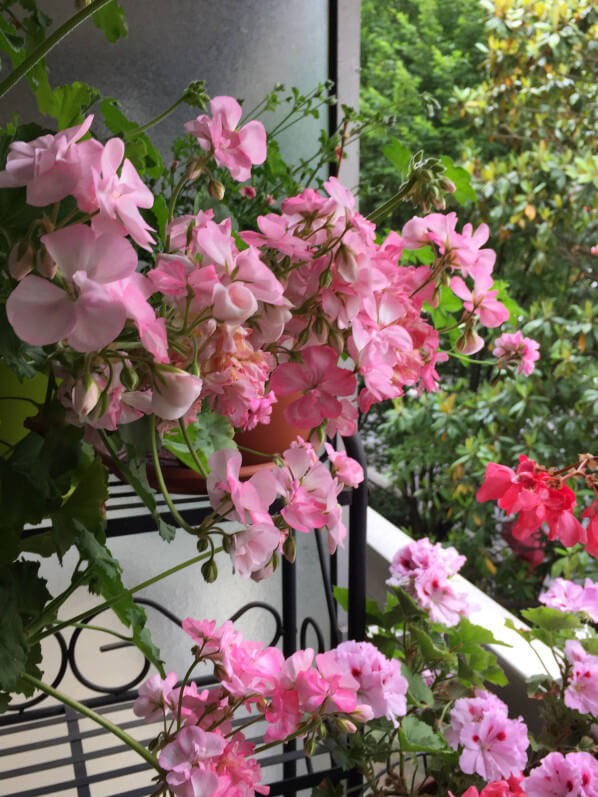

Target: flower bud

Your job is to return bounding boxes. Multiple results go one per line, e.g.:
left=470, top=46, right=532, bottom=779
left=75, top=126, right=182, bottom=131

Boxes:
left=282, top=532, right=296, bottom=564
left=196, top=536, right=210, bottom=553
left=72, top=376, right=101, bottom=417
left=152, top=366, right=203, bottom=420
left=201, top=559, right=218, bottom=583
left=335, top=717, right=357, bottom=734
left=120, top=362, right=140, bottom=391
left=303, top=736, right=317, bottom=757
left=35, top=247, right=57, bottom=279
left=208, top=179, right=225, bottom=201
left=186, top=158, right=204, bottom=180
left=221, top=533, right=235, bottom=554
left=8, top=241, right=34, bottom=280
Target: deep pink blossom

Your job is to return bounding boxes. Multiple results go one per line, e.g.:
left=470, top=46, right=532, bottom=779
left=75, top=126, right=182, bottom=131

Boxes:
left=270, top=346, right=356, bottom=429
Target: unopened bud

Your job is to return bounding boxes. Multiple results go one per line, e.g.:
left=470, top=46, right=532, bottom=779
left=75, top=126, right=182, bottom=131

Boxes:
left=440, top=177, right=456, bottom=194
left=8, top=241, right=33, bottom=280
left=196, top=536, right=210, bottom=553
left=72, top=375, right=101, bottom=417
left=89, top=388, right=110, bottom=422
left=303, top=736, right=317, bottom=757
left=208, top=179, right=225, bottom=201
left=201, top=559, right=218, bottom=583
left=186, top=158, right=204, bottom=180
left=35, top=247, right=57, bottom=279
left=221, top=533, right=235, bottom=554
left=119, top=362, right=139, bottom=391
left=335, top=717, right=357, bottom=734
left=282, top=533, right=296, bottom=564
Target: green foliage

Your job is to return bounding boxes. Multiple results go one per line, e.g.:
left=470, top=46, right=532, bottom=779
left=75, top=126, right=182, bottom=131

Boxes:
left=360, top=0, right=487, bottom=223
left=92, top=0, right=128, bottom=43
left=162, top=405, right=237, bottom=474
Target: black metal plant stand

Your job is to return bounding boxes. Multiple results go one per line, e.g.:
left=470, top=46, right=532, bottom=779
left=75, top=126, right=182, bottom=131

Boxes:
left=0, top=434, right=367, bottom=797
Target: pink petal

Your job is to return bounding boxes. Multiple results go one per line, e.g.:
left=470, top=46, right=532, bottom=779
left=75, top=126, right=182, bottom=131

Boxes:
left=270, top=362, right=309, bottom=396
left=6, top=275, right=76, bottom=345
left=101, top=138, right=125, bottom=177
left=69, top=273, right=126, bottom=351
left=239, top=120, right=267, bottom=165
left=89, top=233, right=138, bottom=283
left=210, top=96, right=243, bottom=130
left=42, top=225, right=94, bottom=282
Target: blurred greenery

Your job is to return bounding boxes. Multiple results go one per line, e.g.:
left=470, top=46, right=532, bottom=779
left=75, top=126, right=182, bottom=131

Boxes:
left=360, top=0, right=598, bottom=604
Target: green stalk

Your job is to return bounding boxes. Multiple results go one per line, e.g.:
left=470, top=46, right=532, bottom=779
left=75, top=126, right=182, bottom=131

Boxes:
left=125, top=97, right=184, bottom=140
left=26, top=565, right=90, bottom=637
left=37, top=547, right=221, bottom=640
left=0, top=0, right=115, bottom=100
left=177, top=419, right=208, bottom=477
left=22, top=673, right=161, bottom=771
left=367, top=181, right=414, bottom=224
left=150, top=416, right=198, bottom=536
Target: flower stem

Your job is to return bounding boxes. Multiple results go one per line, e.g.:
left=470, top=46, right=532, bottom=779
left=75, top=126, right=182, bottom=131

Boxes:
left=0, top=0, right=115, bottom=100
left=367, top=181, right=413, bottom=224
left=21, top=673, right=161, bottom=771
left=150, top=416, right=199, bottom=536
left=125, top=98, right=185, bottom=140
left=178, top=419, right=208, bottom=477
left=37, top=547, right=221, bottom=641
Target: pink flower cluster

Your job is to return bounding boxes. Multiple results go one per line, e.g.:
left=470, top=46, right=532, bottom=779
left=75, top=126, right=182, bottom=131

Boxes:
left=493, top=331, right=540, bottom=376
left=1, top=106, right=518, bottom=435
left=206, top=437, right=364, bottom=576
left=446, top=691, right=529, bottom=782
left=133, top=618, right=408, bottom=796
left=523, top=751, right=598, bottom=797
left=476, top=456, right=591, bottom=552
left=539, top=577, right=598, bottom=622
left=563, top=640, right=598, bottom=716
left=386, top=537, right=471, bottom=626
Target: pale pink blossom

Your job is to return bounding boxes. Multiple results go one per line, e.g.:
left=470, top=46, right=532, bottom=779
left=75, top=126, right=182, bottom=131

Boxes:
left=92, top=137, right=155, bottom=249
left=324, top=443, right=364, bottom=488
left=6, top=225, right=137, bottom=351
left=231, top=521, right=281, bottom=578
left=450, top=273, right=509, bottom=328
left=185, top=96, right=266, bottom=182
left=151, top=367, right=203, bottom=420
left=524, top=751, right=598, bottom=797
left=133, top=672, right=178, bottom=722
left=0, top=115, right=98, bottom=206
left=458, top=710, right=529, bottom=782
left=493, top=331, right=540, bottom=376
left=159, top=726, right=225, bottom=797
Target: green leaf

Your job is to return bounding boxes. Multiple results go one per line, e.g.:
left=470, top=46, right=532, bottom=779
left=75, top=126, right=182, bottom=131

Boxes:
left=402, top=663, right=434, bottom=707
left=440, top=155, right=477, bottom=205
left=0, top=561, right=51, bottom=694
left=93, top=1, right=128, bottom=43
left=521, top=607, right=583, bottom=632
left=581, top=638, right=598, bottom=656
left=120, top=454, right=176, bottom=543
left=401, top=245, right=435, bottom=265
left=50, top=455, right=108, bottom=562
left=383, top=138, right=411, bottom=178
left=162, top=406, right=236, bottom=473
left=75, top=525, right=164, bottom=674
left=38, top=82, right=101, bottom=129
left=399, top=715, right=448, bottom=753
left=333, top=585, right=349, bottom=611
left=437, top=284, right=463, bottom=313
left=151, top=194, right=169, bottom=240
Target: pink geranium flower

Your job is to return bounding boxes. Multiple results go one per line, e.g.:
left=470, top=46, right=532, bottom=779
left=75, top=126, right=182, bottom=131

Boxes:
left=458, top=711, right=529, bottom=782
left=92, top=137, right=155, bottom=249
left=0, top=115, right=98, bottom=206
left=185, top=96, right=267, bottom=182
left=493, top=331, right=540, bottom=376
left=270, top=346, right=356, bottom=429
left=564, top=639, right=598, bottom=715
left=524, top=751, right=598, bottom=797
left=6, top=225, right=137, bottom=351
left=450, top=272, right=509, bottom=328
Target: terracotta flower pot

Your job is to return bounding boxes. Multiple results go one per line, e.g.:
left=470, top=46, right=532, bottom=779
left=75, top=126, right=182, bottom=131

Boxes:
left=235, top=393, right=309, bottom=466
